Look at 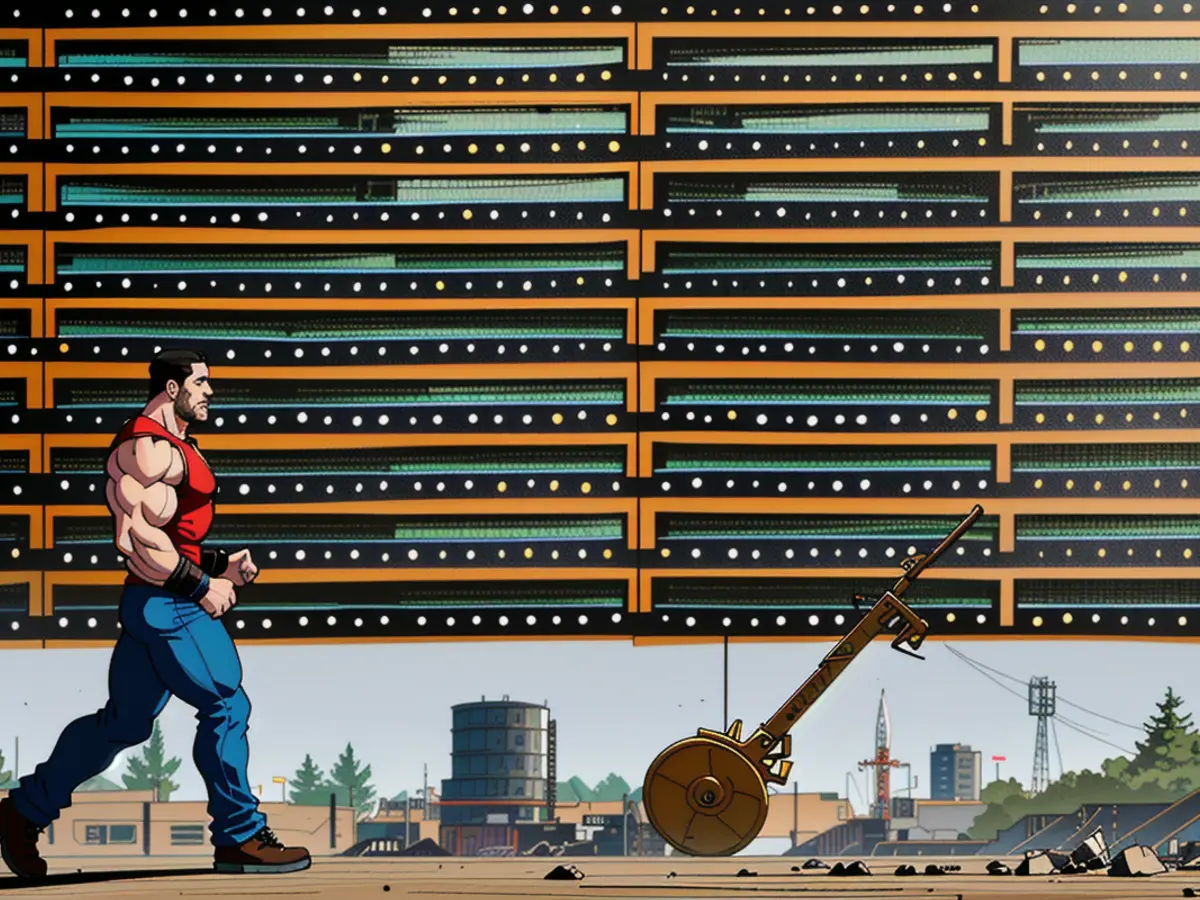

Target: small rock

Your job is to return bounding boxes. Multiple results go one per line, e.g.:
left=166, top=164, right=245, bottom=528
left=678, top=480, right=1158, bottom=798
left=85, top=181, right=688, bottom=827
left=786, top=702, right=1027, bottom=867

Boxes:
left=667, top=872, right=676, bottom=879
left=1016, top=850, right=1057, bottom=876
left=790, top=865, right=800, bottom=872
left=923, top=864, right=945, bottom=876
left=736, top=868, right=757, bottom=877
left=894, top=864, right=917, bottom=876
left=1182, top=888, right=1195, bottom=897
left=1110, top=845, right=1166, bottom=878
left=828, top=862, right=847, bottom=877
left=802, top=858, right=828, bottom=870
left=987, top=861, right=1012, bottom=876
left=845, top=860, right=872, bottom=877
left=545, top=865, right=585, bottom=881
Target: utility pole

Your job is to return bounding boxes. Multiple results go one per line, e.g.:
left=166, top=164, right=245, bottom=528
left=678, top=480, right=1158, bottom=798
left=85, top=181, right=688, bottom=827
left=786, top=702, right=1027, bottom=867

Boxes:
left=792, top=783, right=799, bottom=850
left=723, top=637, right=729, bottom=732
left=404, top=793, right=410, bottom=849
left=1029, top=678, right=1056, bottom=794
left=423, top=763, right=429, bottom=821
left=622, top=793, right=628, bottom=856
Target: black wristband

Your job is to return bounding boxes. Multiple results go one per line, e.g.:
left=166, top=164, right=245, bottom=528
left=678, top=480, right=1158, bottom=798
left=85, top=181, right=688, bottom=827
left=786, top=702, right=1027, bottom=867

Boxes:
left=200, top=548, right=229, bottom=578
left=163, top=556, right=209, bottom=601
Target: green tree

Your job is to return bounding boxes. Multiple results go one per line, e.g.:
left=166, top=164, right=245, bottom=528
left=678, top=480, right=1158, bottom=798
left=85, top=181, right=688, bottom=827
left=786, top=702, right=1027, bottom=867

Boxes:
left=121, top=722, right=181, bottom=800
left=1124, top=687, right=1200, bottom=793
left=327, top=743, right=376, bottom=819
left=0, top=749, right=12, bottom=787
left=967, top=769, right=1182, bottom=841
left=289, top=754, right=329, bottom=805
left=966, top=777, right=1028, bottom=840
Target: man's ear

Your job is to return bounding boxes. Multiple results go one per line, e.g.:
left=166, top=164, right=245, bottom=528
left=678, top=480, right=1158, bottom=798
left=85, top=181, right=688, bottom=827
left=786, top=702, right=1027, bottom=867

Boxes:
left=165, top=380, right=180, bottom=400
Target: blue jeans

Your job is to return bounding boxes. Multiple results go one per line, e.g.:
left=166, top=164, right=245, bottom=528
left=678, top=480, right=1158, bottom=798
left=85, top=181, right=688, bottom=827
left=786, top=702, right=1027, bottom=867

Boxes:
left=9, top=585, right=266, bottom=847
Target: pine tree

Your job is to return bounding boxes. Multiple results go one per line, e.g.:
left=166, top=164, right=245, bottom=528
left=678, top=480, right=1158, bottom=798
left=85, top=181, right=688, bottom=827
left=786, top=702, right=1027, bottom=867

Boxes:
left=1127, top=687, right=1199, bottom=779
left=1117, top=687, right=1200, bottom=794
left=121, top=722, right=181, bottom=800
left=327, top=743, right=376, bottom=819
left=0, top=748, right=11, bottom=787
left=289, top=754, right=329, bottom=805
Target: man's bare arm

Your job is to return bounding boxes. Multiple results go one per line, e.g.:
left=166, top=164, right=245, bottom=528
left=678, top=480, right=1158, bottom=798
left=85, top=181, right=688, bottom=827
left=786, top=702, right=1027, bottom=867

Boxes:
left=106, top=436, right=183, bottom=584
left=105, top=435, right=238, bottom=617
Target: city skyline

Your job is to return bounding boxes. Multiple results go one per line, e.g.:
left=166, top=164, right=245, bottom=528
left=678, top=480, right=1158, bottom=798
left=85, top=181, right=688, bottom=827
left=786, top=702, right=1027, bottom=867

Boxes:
left=0, top=637, right=1178, bottom=811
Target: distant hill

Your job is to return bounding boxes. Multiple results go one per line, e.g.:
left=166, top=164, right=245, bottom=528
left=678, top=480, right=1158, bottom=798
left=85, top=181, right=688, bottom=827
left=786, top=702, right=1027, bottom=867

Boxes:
left=556, top=774, right=634, bottom=803
left=78, top=774, right=122, bottom=792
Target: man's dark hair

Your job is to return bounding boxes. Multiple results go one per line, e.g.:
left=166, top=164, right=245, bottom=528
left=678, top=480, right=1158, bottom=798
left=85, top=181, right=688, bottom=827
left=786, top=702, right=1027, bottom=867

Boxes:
left=148, top=348, right=208, bottom=401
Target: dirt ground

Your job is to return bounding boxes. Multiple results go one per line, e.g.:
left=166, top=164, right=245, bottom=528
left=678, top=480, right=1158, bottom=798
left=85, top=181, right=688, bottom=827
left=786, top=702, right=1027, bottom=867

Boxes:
left=0, top=855, right=1196, bottom=899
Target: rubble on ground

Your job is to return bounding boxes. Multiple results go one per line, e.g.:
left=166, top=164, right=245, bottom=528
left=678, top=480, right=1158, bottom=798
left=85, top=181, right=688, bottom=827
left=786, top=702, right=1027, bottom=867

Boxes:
left=801, top=858, right=828, bottom=869
left=1109, top=845, right=1167, bottom=878
left=544, top=864, right=585, bottom=881
left=397, top=838, right=450, bottom=857
left=987, top=860, right=1012, bottom=876
left=894, top=864, right=917, bottom=876
left=844, top=861, right=872, bottom=876
left=923, top=864, right=946, bottom=876
left=736, top=868, right=757, bottom=877
left=1071, top=828, right=1111, bottom=871
left=1015, top=850, right=1058, bottom=876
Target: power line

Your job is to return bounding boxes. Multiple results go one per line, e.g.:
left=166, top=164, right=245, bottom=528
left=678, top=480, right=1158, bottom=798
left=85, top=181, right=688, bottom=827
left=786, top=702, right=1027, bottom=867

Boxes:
left=942, top=644, right=1136, bottom=757
left=1052, top=714, right=1135, bottom=757
left=1050, top=716, right=1065, bottom=779
left=945, top=647, right=1028, bottom=704
left=943, top=644, right=1143, bottom=733
left=1054, top=709, right=1112, bottom=741
left=943, top=645, right=1025, bottom=686
left=1056, top=697, right=1144, bottom=734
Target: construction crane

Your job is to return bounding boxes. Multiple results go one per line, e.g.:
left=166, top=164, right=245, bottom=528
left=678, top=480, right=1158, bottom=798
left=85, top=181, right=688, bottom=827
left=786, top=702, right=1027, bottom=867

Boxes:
left=858, top=691, right=904, bottom=821
left=642, top=504, right=984, bottom=856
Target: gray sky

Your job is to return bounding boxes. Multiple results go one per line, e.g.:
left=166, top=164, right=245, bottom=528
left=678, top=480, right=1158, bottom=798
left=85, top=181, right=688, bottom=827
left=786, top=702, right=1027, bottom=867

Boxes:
left=0, top=639, right=1183, bottom=809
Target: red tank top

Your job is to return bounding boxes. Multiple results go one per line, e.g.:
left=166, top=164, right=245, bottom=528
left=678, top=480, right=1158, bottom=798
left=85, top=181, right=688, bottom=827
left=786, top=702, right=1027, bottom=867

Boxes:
left=111, top=416, right=217, bottom=585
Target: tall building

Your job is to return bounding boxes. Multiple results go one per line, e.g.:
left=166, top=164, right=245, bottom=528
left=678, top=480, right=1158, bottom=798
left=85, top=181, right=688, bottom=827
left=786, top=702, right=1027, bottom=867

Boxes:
left=929, top=744, right=983, bottom=802
left=439, top=696, right=554, bottom=856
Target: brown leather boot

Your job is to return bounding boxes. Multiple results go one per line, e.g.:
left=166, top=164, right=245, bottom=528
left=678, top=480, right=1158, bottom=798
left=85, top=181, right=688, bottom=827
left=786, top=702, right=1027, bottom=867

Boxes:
left=0, top=797, right=47, bottom=879
left=213, top=826, right=311, bottom=874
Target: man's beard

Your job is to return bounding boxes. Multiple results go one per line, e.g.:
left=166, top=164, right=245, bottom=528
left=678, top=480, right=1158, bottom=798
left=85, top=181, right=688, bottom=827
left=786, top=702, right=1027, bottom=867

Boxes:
left=174, top=395, right=202, bottom=422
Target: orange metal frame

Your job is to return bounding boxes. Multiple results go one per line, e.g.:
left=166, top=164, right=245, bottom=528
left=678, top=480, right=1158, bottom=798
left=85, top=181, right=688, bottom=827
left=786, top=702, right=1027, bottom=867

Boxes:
left=41, top=567, right=640, bottom=645
left=43, top=361, right=640, bottom=413
left=44, top=162, right=640, bottom=213
left=638, top=291, right=1200, bottom=354
left=45, top=227, right=642, bottom=282
left=638, top=361, right=1200, bottom=428
left=44, top=23, right=639, bottom=67
left=42, top=295, right=638, bottom=346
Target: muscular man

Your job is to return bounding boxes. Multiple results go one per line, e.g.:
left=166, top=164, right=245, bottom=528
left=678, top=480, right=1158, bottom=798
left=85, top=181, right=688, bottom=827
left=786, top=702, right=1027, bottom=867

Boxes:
left=0, top=349, right=310, bottom=878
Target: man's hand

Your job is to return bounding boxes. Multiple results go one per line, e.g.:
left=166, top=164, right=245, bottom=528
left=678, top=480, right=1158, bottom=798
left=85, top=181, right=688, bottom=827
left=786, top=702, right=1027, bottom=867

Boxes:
left=199, top=578, right=237, bottom=619
left=223, top=548, right=259, bottom=587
